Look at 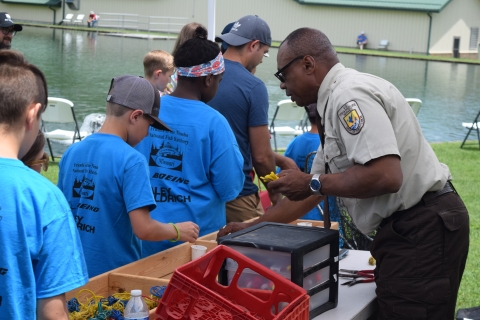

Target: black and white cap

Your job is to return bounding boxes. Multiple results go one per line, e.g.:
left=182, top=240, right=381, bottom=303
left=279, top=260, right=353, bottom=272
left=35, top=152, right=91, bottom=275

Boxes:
left=217, top=15, right=271, bottom=47
left=0, top=12, right=22, bottom=31
left=106, top=75, right=171, bottom=131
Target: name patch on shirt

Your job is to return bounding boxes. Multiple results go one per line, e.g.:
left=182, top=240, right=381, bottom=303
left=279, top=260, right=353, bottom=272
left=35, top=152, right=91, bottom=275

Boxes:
left=338, top=100, right=365, bottom=135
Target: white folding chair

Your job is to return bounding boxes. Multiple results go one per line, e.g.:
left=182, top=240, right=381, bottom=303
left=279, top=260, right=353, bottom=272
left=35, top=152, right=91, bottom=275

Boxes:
left=42, top=97, right=87, bottom=161
left=406, top=98, right=422, bottom=116
left=269, top=99, right=307, bottom=151
left=62, top=13, right=74, bottom=25
left=377, top=39, right=389, bottom=50
left=73, top=14, right=85, bottom=26
left=460, top=109, right=480, bottom=149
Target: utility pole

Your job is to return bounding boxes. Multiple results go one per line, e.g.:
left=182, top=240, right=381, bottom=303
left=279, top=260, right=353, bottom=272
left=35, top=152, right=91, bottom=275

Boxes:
left=207, top=0, right=215, bottom=42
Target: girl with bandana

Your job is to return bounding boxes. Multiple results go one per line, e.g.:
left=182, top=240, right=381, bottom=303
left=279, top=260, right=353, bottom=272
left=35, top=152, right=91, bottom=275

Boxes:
left=136, top=27, right=244, bottom=258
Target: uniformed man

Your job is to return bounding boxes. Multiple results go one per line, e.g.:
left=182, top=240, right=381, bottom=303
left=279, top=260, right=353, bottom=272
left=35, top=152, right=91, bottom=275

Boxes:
left=0, top=12, right=22, bottom=50
left=218, top=28, right=469, bottom=319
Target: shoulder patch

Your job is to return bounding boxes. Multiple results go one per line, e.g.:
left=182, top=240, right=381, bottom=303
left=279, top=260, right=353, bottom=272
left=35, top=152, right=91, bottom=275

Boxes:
left=337, top=100, right=365, bottom=135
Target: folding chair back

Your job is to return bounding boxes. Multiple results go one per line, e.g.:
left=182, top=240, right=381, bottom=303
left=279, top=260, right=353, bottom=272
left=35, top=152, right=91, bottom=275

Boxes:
left=269, top=99, right=306, bottom=151
left=406, top=98, right=422, bottom=116
left=62, top=13, right=74, bottom=25
left=73, top=14, right=85, bottom=25
left=42, top=97, right=84, bottom=161
left=43, top=98, right=75, bottom=123
left=377, top=39, right=389, bottom=50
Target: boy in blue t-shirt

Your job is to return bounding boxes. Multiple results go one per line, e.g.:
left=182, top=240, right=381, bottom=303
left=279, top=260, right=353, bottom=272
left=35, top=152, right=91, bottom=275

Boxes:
left=58, top=75, right=199, bottom=277
left=0, top=50, right=89, bottom=319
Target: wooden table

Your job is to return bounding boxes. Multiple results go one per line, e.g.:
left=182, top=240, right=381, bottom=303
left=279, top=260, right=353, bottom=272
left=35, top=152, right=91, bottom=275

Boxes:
left=314, top=250, right=377, bottom=320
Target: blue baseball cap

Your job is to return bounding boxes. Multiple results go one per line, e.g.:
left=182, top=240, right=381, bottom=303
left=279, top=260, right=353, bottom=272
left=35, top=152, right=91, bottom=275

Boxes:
left=215, top=22, right=235, bottom=51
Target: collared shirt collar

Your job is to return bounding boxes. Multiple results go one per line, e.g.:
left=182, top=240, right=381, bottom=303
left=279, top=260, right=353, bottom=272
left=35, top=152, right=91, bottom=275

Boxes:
left=316, top=62, right=345, bottom=124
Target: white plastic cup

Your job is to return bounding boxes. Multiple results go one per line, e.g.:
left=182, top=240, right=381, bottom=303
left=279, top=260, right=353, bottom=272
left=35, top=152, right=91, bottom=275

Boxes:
left=191, top=245, right=207, bottom=260
left=297, top=222, right=313, bottom=227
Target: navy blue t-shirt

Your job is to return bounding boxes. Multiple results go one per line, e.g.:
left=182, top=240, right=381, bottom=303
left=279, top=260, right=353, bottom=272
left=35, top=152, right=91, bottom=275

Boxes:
left=208, top=60, right=269, bottom=197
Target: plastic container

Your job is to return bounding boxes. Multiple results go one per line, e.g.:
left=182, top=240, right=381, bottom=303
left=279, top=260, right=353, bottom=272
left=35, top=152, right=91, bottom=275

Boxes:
left=218, top=222, right=339, bottom=318
left=155, top=245, right=309, bottom=320
left=124, top=289, right=149, bottom=320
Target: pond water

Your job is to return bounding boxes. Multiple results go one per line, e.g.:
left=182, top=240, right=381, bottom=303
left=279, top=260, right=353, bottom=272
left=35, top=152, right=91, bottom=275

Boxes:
left=13, top=27, right=480, bottom=150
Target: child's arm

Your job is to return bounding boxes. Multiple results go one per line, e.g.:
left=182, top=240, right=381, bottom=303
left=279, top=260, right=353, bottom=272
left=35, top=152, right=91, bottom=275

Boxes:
left=274, top=153, right=299, bottom=171
left=129, top=207, right=199, bottom=242
left=37, top=294, right=69, bottom=320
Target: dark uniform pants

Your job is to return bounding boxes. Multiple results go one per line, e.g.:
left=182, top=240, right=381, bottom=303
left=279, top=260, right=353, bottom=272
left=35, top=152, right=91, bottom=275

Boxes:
left=371, top=185, right=469, bottom=320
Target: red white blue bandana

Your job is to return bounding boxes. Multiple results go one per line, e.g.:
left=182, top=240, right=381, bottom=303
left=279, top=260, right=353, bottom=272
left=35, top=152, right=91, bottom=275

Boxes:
left=177, top=52, right=225, bottom=77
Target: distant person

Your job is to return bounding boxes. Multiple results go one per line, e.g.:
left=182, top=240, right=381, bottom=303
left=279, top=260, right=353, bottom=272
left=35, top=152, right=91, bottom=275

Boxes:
left=135, top=27, right=244, bottom=258
left=143, top=50, right=175, bottom=96
left=0, top=12, right=22, bottom=50
left=208, top=15, right=282, bottom=223
left=214, top=22, right=234, bottom=54
left=170, top=22, right=207, bottom=90
left=21, top=130, right=48, bottom=173
left=87, top=11, right=98, bottom=28
left=0, top=50, right=88, bottom=318
left=58, top=75, right=199, bottom=277
left=172, top=22, right=207, bottom=57
left=357, top=31, right=368, bottom=50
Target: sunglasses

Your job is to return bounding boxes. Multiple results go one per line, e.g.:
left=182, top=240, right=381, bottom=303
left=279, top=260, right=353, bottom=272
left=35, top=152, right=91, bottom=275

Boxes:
left=274, top=56, right=304, bottom=83
left=26, top=152, right=49, bottom=172
left=1, top=27, right=16, bottom=37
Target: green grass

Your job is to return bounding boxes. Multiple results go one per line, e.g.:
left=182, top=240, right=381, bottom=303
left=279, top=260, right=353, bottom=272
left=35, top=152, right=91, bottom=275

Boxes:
left=43, top=141, right=480, bottom=310
left=42, top=161, right=59, bottom=185
left=430, top=142, right=480, bottom=310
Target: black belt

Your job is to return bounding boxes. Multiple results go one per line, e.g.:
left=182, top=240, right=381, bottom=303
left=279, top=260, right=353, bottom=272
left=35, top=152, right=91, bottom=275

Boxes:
left=431, top=180, right=455, bottom=198
left=380, top=181, right=456, bottom=228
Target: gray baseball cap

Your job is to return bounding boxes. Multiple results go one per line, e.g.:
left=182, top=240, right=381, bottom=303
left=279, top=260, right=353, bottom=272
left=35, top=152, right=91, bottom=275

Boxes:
left=0, top=12, right=22, bottom=31
left=217, top=15, right=271, bottom=47
left=106, top=75, right=171, bottom=131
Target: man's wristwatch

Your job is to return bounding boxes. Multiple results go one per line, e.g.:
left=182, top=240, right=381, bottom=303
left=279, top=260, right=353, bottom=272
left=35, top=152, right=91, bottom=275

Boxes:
left=309, top=174, right=323, bottom=196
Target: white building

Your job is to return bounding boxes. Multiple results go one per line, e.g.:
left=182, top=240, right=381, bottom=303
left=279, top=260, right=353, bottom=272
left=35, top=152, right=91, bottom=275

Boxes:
left=1, top=0, right=478, bottom=57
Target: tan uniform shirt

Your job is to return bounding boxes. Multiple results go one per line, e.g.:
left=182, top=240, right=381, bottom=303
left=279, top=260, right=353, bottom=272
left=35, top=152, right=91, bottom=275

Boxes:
left=311, top=63, right=451, bottom=233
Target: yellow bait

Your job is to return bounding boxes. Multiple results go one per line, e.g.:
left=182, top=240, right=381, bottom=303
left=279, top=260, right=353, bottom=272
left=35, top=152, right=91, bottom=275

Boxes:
left=260, top=172, right=279, bottom=182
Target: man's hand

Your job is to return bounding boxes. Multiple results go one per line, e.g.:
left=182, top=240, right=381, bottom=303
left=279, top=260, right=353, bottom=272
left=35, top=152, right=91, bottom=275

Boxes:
left=217, top=222, right=253, bottom=239
left=268, top=169, right=313, bottom=201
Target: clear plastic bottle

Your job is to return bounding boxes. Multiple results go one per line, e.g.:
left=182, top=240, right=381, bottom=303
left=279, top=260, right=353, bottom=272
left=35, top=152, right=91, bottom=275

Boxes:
left=124, top=289, right=149, bottom=320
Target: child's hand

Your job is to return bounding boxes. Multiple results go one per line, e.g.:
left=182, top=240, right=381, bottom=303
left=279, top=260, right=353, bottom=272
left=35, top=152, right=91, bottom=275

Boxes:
left=176, top=222, right=200, bottom=243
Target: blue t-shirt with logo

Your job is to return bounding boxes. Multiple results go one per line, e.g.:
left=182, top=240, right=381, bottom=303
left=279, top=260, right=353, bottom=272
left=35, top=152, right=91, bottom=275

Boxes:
left=0, top=158, right=88, bottom=318
left=282, top=132, right=324, bottom=220
left=136, top=95, right=244, bottom=257
left=280, top=132, right=339, bottom=224
left=58, top=134, right=156, bottom=277
left=207, top=59, right=269, bottom=198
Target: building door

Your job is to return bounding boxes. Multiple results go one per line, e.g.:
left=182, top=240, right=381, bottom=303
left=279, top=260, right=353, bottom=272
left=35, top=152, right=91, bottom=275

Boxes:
left=453, top=37, right=460, bottom=58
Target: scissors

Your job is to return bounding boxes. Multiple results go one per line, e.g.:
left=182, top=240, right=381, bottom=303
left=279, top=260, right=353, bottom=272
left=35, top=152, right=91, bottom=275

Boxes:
left=339, top=269, right=374, bottom=287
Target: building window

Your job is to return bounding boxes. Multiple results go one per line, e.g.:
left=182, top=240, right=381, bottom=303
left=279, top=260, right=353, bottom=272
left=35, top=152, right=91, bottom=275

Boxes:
left=470, top=27, right=479, bottom=50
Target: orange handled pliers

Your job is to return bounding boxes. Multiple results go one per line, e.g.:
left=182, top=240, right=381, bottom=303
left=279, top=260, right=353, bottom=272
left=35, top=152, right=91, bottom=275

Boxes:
left=339, top=269, right=375, bottom=287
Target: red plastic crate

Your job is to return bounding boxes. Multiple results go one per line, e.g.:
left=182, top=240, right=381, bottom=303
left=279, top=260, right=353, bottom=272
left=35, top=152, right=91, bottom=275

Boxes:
left=155, top=245, right=309, bottom=320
